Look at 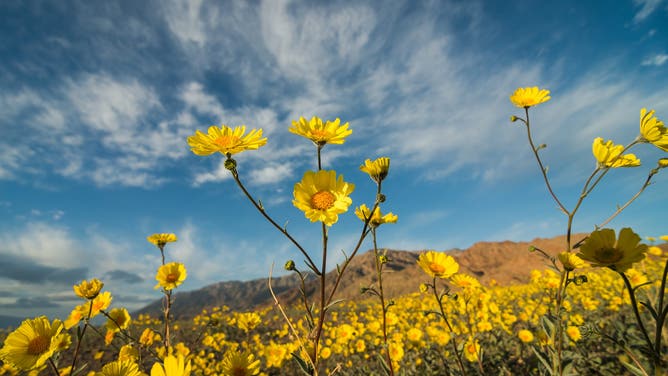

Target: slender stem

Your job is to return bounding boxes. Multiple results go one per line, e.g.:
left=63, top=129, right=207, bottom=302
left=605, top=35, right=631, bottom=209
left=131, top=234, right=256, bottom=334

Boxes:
left=317, top=144, right=323, bottom=171
left=523, top=107, right=568, bottom=215
left=313, top=222, right=329, bottom=371
left=620, top=272, right=656, bottom=361
left=163, top=289, right=172, bottom=349
left=372, top=231, right=394, bottom=376
left=229, top=166, right=320, bottom=274
left=654, top=258, right=668, bottom=365
left=70, top=300, right=94, bottom=372
left=433, top=277, right=467, bottom=376
left=48, top=358, right=60, bottom=376
left=598, top=168, right=657, bottom=229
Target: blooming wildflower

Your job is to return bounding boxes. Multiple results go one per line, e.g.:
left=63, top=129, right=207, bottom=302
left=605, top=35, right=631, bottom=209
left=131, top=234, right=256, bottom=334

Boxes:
left=566, top=326, right=582, bottom=342
left=54, top=333, right=71, bottom=352
left=118, top=345, right=139, bottom=363
left=576, top=228, right=647, bottom=272
left=355, top=339, right=366, bottom=353
left=419, top=283, right=429, bottom=293
left=320, top=347, right=332, bottom=359
left=639, top=108, right=668, bottom=151
left=625, top=268, right=648, bottom=287
left=151, top=354, right=191, bottom=376
left=155, top=262, right=187, bottom=291
left=648, top=246, right=663, bottom=256
left=591, top=138, right=640, bottom=168
left=388, top=342, right=404, bottom=362
left=220, top=350, right=260, bottom=376
left=509, top=87, right=551, bottom=108
left=140, top=328, right=157, bottom=347
left=236, top=312, right=261, bottom=333
left=293, top=170, right=354, bottom=226
left=558, top=251, right=586, bottom=271
left=417, top=251, right=459, bottom=279
left=187, top=125, right=267, bottom=156
left=360, top=157, right=390, bottom=183
left=450, top=274, right=481, bottom=289
left=0, top=316, right=64, bottom=370
left=105, top=308, right=131, bottom=333
left=661, top=235, right=668, bottom=242
left=406, top=328, right=423, bottom=343
left=463, top=339, right=480, bottom=362
left=289, top=116, right=352, bottom=146
left=147, top=233, right=177, bottom=248
left=354, top=204, right=398, bottom=227
left=97, top=360, right=145, bottom=376
left=73, top=278, right=104, bottom=299
left=518, top=329, right=534, bottom=343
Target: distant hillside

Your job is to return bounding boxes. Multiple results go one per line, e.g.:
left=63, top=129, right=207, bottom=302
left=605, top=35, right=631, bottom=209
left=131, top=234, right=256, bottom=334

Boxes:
left=0, top=315, right=23, bottom=330
left=134, top=233, right=592, bottom=319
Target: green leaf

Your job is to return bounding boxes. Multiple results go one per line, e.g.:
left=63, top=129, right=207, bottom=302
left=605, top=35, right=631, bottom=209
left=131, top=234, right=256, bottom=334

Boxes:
left=291, top=352, right=314, bottom=376
left=620, top=359, right=649, bottom=376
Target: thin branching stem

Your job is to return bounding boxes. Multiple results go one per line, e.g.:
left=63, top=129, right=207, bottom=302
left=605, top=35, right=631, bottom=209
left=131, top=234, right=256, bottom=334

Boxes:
left=433, top=277, right=467, bottom=376
left=372, top=231, right=395, bottom=376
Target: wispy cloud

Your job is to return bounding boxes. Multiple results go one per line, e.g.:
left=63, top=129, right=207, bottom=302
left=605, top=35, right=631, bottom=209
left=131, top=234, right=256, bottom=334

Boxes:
left=633, top=0, right=665, bottom=23
left=642, top=53, right=668, bottom=66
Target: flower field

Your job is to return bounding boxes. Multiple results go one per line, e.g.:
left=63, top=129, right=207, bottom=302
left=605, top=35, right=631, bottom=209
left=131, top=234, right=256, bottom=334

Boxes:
left=1, top=87, right=668, bottom=375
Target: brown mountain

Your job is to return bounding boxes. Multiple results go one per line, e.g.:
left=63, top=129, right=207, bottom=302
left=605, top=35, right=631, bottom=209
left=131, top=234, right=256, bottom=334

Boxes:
left=136, top=233, right=587, bottom=319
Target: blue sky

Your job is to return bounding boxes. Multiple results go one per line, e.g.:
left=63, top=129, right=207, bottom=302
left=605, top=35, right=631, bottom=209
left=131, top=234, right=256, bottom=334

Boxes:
left=1, top=0, right=667, bottom=320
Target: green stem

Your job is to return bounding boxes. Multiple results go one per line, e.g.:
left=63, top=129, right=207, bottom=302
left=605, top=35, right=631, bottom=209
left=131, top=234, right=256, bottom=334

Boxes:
left=372, top=230, right=394, bottom=376
left=433, top=277, right=467, bottom=376
left=69, top=300, right=94, bottom=373
left=620, top=272, right=657, bottom=364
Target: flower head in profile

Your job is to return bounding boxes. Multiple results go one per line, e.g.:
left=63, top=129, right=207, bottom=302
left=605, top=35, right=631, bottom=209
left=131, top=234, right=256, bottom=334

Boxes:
left=518, top=329, right=534, bottom=343
left=360, top=157, right=390, bottom=184
left=155, top=262, right=187, bottom=291
left=151, top=354, right=192, bottom=376
left=355, top=204, right=397, bottom=227
left=105, top=308, right=131, bottom=333
left=289, top=116, right=352, bottom=146
left=592, top=138, right=640, bottom=168
left=73, top=278, right=104, bottom=299
left=639, top=108, right=668, bottom=151
left=97, top=360, right=146, bottom=376
left=558, top=251, right=587, bottom=271
left=0, top=316, right=64, bottom=370
left=187, top=125, right=267, bottom=156
left=450, top=273, right=481, bottom=289
left=220, top=349, right=261, bottom=376
left=509, top=87, right=551, bottom=108
left=417, top=251, right=459, bottom=279
left=576, top=228, right=647, bottom=272
left=293, top=170, right=355, bottom=226
left=147, top=233, right=178, bottom=249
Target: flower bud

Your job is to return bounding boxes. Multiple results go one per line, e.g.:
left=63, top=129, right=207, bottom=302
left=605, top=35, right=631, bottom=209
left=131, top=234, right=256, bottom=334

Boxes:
left=224, top=158, right=237, bottom=171
left=284, top=260, right=296, bottom=271
left=510, top=115, right=519, bottom=122
left=378, top=255, right=389, bottom=264
left=528, top=246, right=536, bottom=253
left=419, top=283, right=429, bottom=293
left=658, top=158, right=668, bottom=168
left=377, top=193, right=386, bottom=203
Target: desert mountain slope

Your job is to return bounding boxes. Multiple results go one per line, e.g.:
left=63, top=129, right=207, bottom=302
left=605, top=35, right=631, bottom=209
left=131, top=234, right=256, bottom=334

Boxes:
left=136, top=233, right=588, bottom=319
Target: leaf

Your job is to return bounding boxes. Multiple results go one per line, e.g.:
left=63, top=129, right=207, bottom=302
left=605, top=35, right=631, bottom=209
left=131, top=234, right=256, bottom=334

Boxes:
left=291, top=352, right=314, bottom=376
left=324, top=299, right=345, bottom=311
left=639, top=301, right=658, bottom=321
left=620, top=359, right=649, bottom=376
left=376, top=353, right=391, bottom=375
left=532, top=347, right=555, bottom=376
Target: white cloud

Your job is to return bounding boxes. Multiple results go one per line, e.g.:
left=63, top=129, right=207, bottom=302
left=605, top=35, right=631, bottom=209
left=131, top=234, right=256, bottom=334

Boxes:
left=642, top=53, right=668, bottom=66
left=192, top=159, right=233, bottom=186
left=162, top=0, right=208, bottom=46
left=633, top=0, right=664, bottom=23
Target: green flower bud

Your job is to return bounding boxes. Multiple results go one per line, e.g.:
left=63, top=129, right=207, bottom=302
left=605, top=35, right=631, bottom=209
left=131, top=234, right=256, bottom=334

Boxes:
left=284, top=260, right=296, bottom=271
left=224, top=158, right=237, bottom=171
left=510, top=115, right=519, bottom=122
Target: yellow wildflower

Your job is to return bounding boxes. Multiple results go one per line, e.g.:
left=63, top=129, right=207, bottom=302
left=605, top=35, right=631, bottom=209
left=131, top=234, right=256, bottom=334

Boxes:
left=155, top=262, right=187, bottom=291
left=105, top=308, right=131, bottom=333
left=592, top=137, right=640, bottom=168
left=566, top=326, right=582, bottom=342
left=417, top=251, right=459, bottom=279
left=518, top=329, right=534, bottom=343
left=354, top=204, right=397, bottom=227
left=577, top=228, right=647, bottom=272
left=509, top=87, right=551, bottom=108
left=0, top=316, right=64, bottom=370
left=639, top=108, right=668, bottom=151
left=558, top=251, right=586, bottom=271
left=463, top=339, right=480, bottom=362
left=359, top=157, right=390, bottom=183
left=96, top=360, right=145, bottom=376
left=289, top=116, right=352, bottom=146
left=450, top=274, right=481, bottom=289
left=73, top=278, right=104, bottom=299
left=150, top=354, right=191, bottom=376
left=293, top=170, right=354, bottom=226
left=147, top=233, right=178, bottom=248
left=187, top=125, right=267, bottom=156
left=220, top=350, right=260, bottom=376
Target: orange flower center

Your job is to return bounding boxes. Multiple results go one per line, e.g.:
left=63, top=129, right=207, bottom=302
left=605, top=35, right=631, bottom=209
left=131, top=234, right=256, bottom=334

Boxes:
left=311, top=191, right=336, bottom=210
left=428, top=263, right=446, bottom=275
left=27, top=335, right=49, bottom=355
left=310, top=129, right=331, bottom=141
left=231, top=367, right=247, bottom=376
left=165, top=273, right=179, bottom=283
left=213, top=135, right=240, bottom=148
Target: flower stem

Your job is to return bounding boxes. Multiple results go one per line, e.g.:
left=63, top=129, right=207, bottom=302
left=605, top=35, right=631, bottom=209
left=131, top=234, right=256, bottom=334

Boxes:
left=372, top=230, right=394, bottom=376
left=433, top=277, right=467, bottom=376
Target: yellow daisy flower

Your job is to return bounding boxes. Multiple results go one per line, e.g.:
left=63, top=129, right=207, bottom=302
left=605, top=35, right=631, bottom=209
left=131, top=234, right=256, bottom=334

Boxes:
left=73, top=278, right=104, bottom=300
left=558, top=251, right=586, bottom=271
left=354, top=204, right=398, bottom=227
left=292, top=170, right=355, bottom=226
left=509, top=87, right=551, bottom=108
left=417, top=251, right=459, bottom=279
left=289, top=116, right=352, bottom=146
left=463, top=339, right=480, bottom=362
left=147, top=233, right=178, bottom=248
left=0, top=316, right=64, bottom=370
left=517, top=329, right=534, bottom=343
left=639, top=108, right=668, bottom=151
left=220, top=350, right=261, bottom=376
left=450, top=273, right=481, bottom=289
left=97, top=360, right=145, bottom=376
left=187, top=125, right=267, bottom=156
left=359, top=157, right=390, bottom=183
left=591, top=137, right=640, bottom=168
left=105, top=308, right=131, bottom=333
left=566, top=326, right=582, bottom=342
left=151, top=354, right=192, bottom=376
left=236, top=312, right=261, bottom=333
left=155, top=262, right=187, bottom=291
left=118, top=345, right=139, bottom=363
left=576, top=228, right=647, bottom=272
